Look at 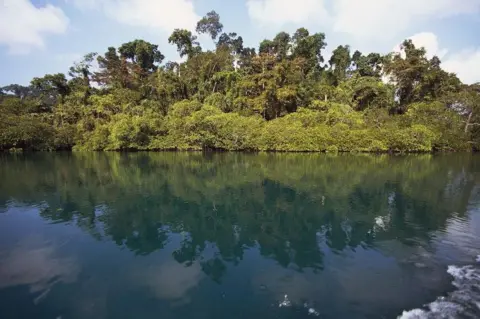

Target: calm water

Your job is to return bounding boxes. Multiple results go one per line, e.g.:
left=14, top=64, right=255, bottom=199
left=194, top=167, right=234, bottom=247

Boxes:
left=1, top=153, right=480, bottom=319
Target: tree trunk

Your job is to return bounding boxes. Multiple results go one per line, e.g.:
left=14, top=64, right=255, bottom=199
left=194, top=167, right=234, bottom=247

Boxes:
left=212, top=81, right=217, bottom=93
left=465, top=111, right=473, bottom=133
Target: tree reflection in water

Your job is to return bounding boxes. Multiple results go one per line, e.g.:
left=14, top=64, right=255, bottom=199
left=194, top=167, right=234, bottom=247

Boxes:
left=1, top=152, right=479, bottom=284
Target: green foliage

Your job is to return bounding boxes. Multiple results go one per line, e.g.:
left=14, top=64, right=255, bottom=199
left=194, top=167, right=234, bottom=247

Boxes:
left=168, top=29, right=201, bottom=58
left=0, top=11, right=477, bottom=153
left=54, top=124, right=77, bottom=150
left=196, top=11, right=223, bottom=41
left=385, top=125, right=437, bottom=152
left=0, top=114, right=55, bottom=151
left=329, top=45, right=351, bottom=85
left=118, top=40, right=164, bottom=73
left=384, top=40, right=462, bottom=113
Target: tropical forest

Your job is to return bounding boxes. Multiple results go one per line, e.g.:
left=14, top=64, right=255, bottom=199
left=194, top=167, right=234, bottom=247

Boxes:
left=1, top=11, right=479, bottom=153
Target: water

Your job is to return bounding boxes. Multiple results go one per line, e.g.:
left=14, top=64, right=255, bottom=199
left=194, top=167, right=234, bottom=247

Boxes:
left=0, top=152, right=479, bottom=319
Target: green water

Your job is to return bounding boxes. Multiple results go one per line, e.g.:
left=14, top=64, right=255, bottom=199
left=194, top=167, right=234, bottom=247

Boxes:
left=1, top=153, right=480, bottom=319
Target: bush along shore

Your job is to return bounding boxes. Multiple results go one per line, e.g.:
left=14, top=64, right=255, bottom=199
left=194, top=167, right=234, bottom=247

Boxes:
left=1, top=11, right=479, bottom=153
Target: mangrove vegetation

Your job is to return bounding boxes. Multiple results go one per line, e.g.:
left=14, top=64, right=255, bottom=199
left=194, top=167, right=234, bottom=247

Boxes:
left=1, top=11, right=480, bottom=152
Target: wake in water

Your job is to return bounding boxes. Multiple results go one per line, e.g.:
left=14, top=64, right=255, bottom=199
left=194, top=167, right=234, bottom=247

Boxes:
left=278, top=295, right=320, bottom=316
left=398, top=256, right=480, bottom=318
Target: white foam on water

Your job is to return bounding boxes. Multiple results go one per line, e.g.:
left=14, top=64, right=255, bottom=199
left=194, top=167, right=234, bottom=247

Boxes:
left=476, top=255, right=480, bottom=263
left=397, top=264, right=480, bottom=318
left=397, top=309, right=427, bottom=319
left=303, top=302, right=320, bottom=316
left=279, top=297, right=319, bottom=316
left=279, top=295, right=291, bottom=308
left=375, top=216, right=386, bottom=229
left=307, top=307, right=320, bottom=316
left=373, top=214, right=391, bottom=232
left=448, top=265, right=480, bottom=283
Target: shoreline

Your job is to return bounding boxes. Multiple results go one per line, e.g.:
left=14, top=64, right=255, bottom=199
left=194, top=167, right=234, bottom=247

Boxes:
left=2, top=148, right=475, bottom=154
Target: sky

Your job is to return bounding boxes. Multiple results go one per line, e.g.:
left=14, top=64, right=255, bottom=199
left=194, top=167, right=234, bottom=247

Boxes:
left=1, top=0, right=480, bottom=86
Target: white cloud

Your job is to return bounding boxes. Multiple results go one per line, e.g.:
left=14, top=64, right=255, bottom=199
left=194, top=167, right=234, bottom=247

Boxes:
left=68, top=0, right=200, bottom=33
left=65, top=0, right=99, bottom=10
left=392, top=32, right=448, bottom=59
left=443, top=49, right=480, bottom=85
left=0, top=0, right=69, bottom=54
left=393, top=32, right=480, bottom=84
left=332, top=0, right=480, bottom=41
left=0, top=235, right=80, bottom=296
left=246, top=0, right=329, bottom=26
left=246, top=0, right=480, bottom=44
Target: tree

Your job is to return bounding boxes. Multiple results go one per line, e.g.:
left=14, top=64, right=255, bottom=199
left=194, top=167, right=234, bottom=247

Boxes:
left=0, top=84, right=39, bottom=100
left=31, top=73, right=70, bottom=107
left=169, top=29, right=202, bottom=58
left=217, top=32, right=244, bottom=55
left=272, top=32, right=291, bottom=61
left=447, top=84, right=480, bottom=135
left=343, top=76, right=394, bottom=111
left=384, top=40, right=461, bottom=113
left=68, top=52, right=98, bottom=103
left=259, top=39, right=275, bottom=55
left=118, top=40, right=164, bottom=74
left=95, top=47, right=130, bottom=88
left=352, top=51, right=384, bottom=78
left=0, top=11, right=475, bottom=153
left=196, top=10, right=223, bottom=41
left=291, top=28, right=326, bottom=76
left=329, top=45, right=351, bottom=85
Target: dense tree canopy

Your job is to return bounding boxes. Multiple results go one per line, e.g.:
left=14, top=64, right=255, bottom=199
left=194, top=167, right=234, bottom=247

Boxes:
left=1, top=11, right=479, bottom=152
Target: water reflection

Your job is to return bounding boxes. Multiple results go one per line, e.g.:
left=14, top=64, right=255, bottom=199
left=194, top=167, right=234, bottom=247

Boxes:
left=0, top=235, right=79, bottom=299
left=1, top=153, right=479, bottom=279
left=0, top=153, right=480, bottom=318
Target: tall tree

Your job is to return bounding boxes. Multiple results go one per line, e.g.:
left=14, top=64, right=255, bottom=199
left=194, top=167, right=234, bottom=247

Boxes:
left=329, top=45, right=351, bottom=85
left=95, top=47, right=130, bottom=88
left=272, top=32, right=291, bottom=61
left=352, top=51, right=384, bottom=78
left=217, top=32, right=244, bottom=55
left=118, top=40, right=164, bottom=75
left=446, top=84, right=480, bottom=135
left=259, top=39, right=276, bottom=55
left=169, top=29, right=202, bottom=58
left=31, top=73, right=70, bottom=107
left=68, top=52, right=98, bottom=103
left=196, top=10, right=223, bottom=42
left=291, top=28, right=326, bottom=76
left=385, top=40, right=461, bottom=113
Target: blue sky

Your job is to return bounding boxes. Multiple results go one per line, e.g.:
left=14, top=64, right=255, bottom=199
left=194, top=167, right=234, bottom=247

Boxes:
left=1, top=0, right=480, bottom=86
